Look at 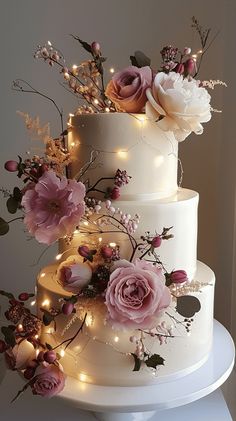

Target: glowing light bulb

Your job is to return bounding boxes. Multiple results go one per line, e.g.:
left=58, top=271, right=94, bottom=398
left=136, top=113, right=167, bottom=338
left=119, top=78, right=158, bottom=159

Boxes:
left=70, top=142, right=75, bottom=147
left=42, top=299, right=50, bottom=307
left=72, top=65, right=77, bottom=70
left=114, top=336, right=119, bottom=343
left=35, top=334, right=39, bottom=339
left=83, top=221, right=89, bottom=226
left=117, top=150, right=128, bottom=159
left=93, top=99, right=99, bottom=105
left=85, top=314, right=93, bottom=327
left=79, top=373, right=87, bottom=382
left=56, top=253, right=62, bottom=261
left=74, top=229, right=79, bottom=234
left=30, top=300, right=36, bottom=306
left=47, top=327, right=54, bottom=334
left=17, top=324, right=23, bottom=332
left=47, top=40, right=52, bottom=46
left=60, top=349, right=65, bottom=358
left=40, top=272, right=46, bottom=278
left=110, top=68, right=115, bottom=73
left=99, top=237, right=102, bottom=243
left=69, top=113, right=74, bottom=117
left=105, top=107, right=110, bottom=112
left=36, top=349, right=40, bottom=358
left=192, top=54, right=197, bottom=59
left=109, top=242, right=116, bottom=247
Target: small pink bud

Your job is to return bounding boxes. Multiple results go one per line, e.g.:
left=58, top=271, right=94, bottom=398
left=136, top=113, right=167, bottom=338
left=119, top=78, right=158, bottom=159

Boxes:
left=62, top=302, right=74, bottom=315
left=44, top=350, right=57, bottom=364
left=18, top=292, right=30, bottom=301
left=91, top=41, right=101, bottom=55
left=78, top=245, right=90, bottom=258
left=174, top=63, right=185, bottom=74
left=183, top=47, right=191, bottom=55
left=170, top=270, right=188, bottom=284
left=4, top=160, right=18, bottom=172
left=110, top=186, right=120, bottom=200
left=24, top=367, right=36, bottom=380
left=0, top=339, right=7, bottom=353
left=151, top=236, right=162, bottom=248
left=101, top=245, right=113, bottom=259
left=184, top=58, right=197, bottom=75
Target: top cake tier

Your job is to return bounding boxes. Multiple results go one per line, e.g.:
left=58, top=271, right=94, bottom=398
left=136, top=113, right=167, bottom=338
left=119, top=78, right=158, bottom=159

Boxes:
left=68, top=113, right=178, bottom=200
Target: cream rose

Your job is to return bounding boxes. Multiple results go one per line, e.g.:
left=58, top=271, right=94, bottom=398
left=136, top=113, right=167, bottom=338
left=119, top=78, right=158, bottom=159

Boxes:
left=146, top=72, right=212, bottom=141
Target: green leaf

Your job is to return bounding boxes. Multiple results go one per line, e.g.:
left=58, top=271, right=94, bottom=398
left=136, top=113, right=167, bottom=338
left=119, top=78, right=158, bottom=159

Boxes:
left=40, top=309, right=54, bottom=326
left=176, top=295, right=201, bottom=318
left=0, top=290, right=15, bottom=300
left=145, top=353, right=165, bottom=369
left=64, top=295, right=78, bottom=304
left=0, top=218, right=9, bottom=235
left=131, top=353, right=142, bottom=371
left=7, top=197, right=18, bottom=214
left=1, top=326, right=16, bottom=347
left=13, top=187, right=22, bottom=202
left=71, top=35, right=93, bottom=54
left=130, top=51, right=151, bottom=68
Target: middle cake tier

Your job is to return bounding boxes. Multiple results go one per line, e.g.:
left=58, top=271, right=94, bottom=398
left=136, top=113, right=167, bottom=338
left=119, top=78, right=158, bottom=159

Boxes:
left=59, top=188, right=199, bottom=281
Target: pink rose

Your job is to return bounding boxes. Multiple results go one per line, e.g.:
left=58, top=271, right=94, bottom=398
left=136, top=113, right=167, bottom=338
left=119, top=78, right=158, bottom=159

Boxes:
left=105, top=259, right=171, bottom=329
left=170, top=270, right=188, bottom=284
left=31, top=363, right=65, bottom=398
left=58, top=258, right=92, bottom=293
left=5, top=340, right=35, bottom=370
left=105, top=66, right=152, bottom=113
left=21, top=171, right=86, bottom=245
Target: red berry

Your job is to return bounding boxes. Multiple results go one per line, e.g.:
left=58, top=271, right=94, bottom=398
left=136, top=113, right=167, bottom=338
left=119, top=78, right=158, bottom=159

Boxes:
left=110, top=186, right=120, bottom=200
left=101, top=245, right=113, bottom=259
left=24, top=367, right=36, bottom=380
left=18, top=292, right=29, bottom=301
left=44, top=350, right=57, bottom=363
left=4, top=160, right=19, bottom=172
left=151, top=236, right=162, bottom=248
left=62, top=302, right=74, bottom=316
left=0, top=340, right=7, bottom=353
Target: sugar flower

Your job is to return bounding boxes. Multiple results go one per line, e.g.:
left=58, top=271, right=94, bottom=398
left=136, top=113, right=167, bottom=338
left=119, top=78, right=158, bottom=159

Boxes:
left=22, top=171, right=85, bottom=245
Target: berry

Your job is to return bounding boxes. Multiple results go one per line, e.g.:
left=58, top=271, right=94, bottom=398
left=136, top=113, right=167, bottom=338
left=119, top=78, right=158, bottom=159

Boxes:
left=43, top=350, right=57, bottom=363
left=24, top=367, right=36, bottom=380
left=18, top=292, right=30, bottom=301
left=4, top=160, right=18, bottom=172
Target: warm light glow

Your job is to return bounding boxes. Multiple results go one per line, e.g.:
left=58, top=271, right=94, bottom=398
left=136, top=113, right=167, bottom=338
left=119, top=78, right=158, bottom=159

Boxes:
left=35, top=334, right=39, bottom=339
left=72, top=65, right=78, bottom=70
left=60, top=349, right=65, bottom=358
left=198, top=49, right=203, bottom=54
left=69, top=113, right=74, bottom=117
left=30, top=300, right=36, bottom=306
left=154, top=155, right=164, bottom=168
left=93, top=99, right=99, bottom=105
left=42, top=299, right=50, bottom=307
left=47, top=327, right=54, bottom=334
left=105, top=107, right=110, bottom=112
left=192, top=54, right=197, bottom=59
left=137, top=115, right=146, bottom=122
left=36, top=349, right=40, bottom=358
left=17, top=324, right=23, bottom=332
left=109, top=242, right=116, bottom=247
left=83, top=221, right=89, bottom=226
left=114, top=336, right=119, bottom=343
left=74, top=229, right=80, bottom=234
left=79, top=373, right=87, bottom=382
left=110, top=68, right=115, bottom=73
left=85, top=314, right=93, bottom=327
left=47, top=41, right=52, bottom=46
left=56, top=253, right=62, bottom=260
left=64, top=72, right=70, bottom=80
left=98, top=237, right=102, bottom=243
left=117, top=150, right=128, bottom=159
left=70, top=142, right=75, bottom=147
left=40, top=272, right=46, bottom=278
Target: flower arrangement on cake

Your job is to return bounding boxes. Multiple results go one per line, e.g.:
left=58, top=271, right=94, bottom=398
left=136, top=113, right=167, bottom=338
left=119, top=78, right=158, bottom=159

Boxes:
left=0, top=17, right=224, bottom=400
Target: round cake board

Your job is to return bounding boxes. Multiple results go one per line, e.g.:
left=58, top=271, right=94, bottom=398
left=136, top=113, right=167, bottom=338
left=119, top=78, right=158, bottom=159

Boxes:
left=56, top=320, right=235, bottom=421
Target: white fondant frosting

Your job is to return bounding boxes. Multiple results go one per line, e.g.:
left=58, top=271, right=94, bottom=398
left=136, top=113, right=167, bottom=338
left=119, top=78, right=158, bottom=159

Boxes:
left=37, top=261, right=215, bottom=386
left=68, top=113, right=178, bottom=199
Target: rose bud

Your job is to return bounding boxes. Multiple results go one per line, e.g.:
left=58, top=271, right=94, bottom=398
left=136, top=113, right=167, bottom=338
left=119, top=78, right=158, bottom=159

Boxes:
left=151, top=236, right=162, bottom=248
left=184, top=58, right=197, bottom=76
left=101, top=245, right=113, bottom=259
left=37, top=350, right=45, bottom=362
left=18, top=292, right=29, bottom=301
left=78, top=245, right=90, bottom=258
left=44, top=350, right=57, bottom=364
left=0, top=339, right=7, bottom=353
left=4, top=160, right=19, bottom=172
left=174, top=63, right=185, bottom=74
left=91, top=41, right=101, bottom=55
left=170, top=270, right=188, bottom=284
left=62, top=302, right=74, bottom=316
left=24, top=366, right=36, bottom=380
left=110, top=186, right=120, bottom=200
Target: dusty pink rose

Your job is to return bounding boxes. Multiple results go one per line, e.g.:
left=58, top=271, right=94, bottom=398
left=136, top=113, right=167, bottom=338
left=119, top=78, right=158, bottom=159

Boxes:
left=105, top=259, right=171, bottom=329
left=170, top=270, right=188, bottom=284
left=5, top=339, right=35, bottom=370
left=105, top=66, right=152, bottom=113
left=31, top=363, right=65, bottom=398
left=21, top=171, right=85, bottom=245
left=58, top=259, right=92, bottom=293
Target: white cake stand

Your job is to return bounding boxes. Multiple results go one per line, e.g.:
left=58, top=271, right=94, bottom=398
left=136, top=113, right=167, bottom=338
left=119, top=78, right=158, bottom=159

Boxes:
left=57, top=320, right=235, bottom=421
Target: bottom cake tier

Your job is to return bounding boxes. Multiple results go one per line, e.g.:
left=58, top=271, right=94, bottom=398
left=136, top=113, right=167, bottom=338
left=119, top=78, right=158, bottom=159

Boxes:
left=37, top=261, right=215, bottom=387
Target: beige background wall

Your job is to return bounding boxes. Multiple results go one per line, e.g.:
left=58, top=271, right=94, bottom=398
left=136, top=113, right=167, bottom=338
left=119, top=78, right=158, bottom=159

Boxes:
left=0, top=1, right=235, bottom=339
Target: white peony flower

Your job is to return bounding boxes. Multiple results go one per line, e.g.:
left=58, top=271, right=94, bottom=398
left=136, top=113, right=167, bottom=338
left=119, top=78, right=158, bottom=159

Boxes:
left=145, top=72, right=212, bottom=141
